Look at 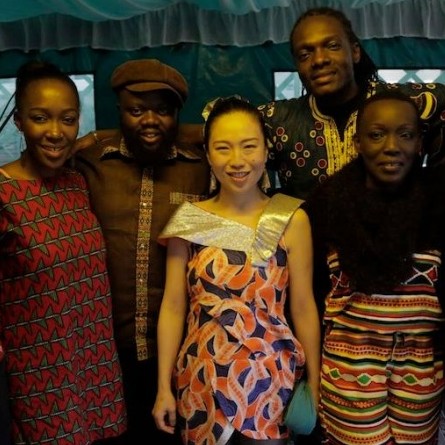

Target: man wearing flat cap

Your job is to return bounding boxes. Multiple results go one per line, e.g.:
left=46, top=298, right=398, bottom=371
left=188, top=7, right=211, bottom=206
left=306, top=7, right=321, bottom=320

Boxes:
left=76, top=59, right=209, bottom=445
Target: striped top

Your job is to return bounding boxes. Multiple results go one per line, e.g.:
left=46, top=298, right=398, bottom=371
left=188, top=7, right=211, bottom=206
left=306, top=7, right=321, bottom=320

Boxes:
left=324, top=250, right=444, bottom=334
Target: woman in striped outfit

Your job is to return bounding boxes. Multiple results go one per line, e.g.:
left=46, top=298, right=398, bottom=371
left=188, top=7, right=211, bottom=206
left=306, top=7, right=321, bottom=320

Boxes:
left=306, top=90, right=445, bottom=444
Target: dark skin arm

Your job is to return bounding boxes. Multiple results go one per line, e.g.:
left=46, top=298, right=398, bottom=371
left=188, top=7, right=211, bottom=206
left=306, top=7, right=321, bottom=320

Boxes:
left=73, top=129, right=116, bottom=153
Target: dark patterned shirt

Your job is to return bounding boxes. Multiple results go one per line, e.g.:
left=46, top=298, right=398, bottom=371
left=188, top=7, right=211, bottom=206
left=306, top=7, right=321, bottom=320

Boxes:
left=260, top=81, right=445, bottom=199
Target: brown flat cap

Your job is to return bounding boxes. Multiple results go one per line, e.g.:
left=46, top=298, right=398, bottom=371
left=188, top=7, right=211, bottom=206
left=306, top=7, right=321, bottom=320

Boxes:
left=110, top=59, right=188, bottom=104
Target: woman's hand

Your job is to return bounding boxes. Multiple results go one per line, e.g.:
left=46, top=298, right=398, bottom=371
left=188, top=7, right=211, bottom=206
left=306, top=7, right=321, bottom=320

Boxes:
left=72, top=131, right=98, bottom=154
left=152, top=389, right=177, bottom=434
left=308, top=376, right=320, bottom=413
left=73, top=129, right=119, bottom=154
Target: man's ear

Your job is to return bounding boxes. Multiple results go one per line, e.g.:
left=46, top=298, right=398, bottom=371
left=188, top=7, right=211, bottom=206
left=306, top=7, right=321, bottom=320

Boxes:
left=13, top=111, right=22, bottom=132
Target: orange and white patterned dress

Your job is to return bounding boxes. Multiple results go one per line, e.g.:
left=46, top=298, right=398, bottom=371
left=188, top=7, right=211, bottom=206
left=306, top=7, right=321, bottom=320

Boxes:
left=159, top=194, right=305, bottom=444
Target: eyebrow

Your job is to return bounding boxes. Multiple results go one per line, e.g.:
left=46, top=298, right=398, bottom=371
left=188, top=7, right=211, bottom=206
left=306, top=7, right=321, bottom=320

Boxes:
left=297, top=34, right=342, bottom=49
left=212, top=137, right=260, bottom=143
left=28, top=107, right=79, bottom=112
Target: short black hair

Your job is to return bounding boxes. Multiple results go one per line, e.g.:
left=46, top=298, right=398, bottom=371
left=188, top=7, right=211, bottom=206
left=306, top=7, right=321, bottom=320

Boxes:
left=356, top=90, right=422, bottom=134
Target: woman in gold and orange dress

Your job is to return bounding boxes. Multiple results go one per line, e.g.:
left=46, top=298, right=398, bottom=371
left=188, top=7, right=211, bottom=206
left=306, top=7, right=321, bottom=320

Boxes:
left=153, top=96, right=320, bottom=445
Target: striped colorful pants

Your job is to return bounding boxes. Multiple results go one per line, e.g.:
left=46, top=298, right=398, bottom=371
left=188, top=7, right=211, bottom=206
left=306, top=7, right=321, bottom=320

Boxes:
left=320, top=326, right=444, bottom=444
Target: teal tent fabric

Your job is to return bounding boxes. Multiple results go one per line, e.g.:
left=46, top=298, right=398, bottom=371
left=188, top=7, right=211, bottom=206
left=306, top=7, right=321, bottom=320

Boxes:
left=0, top=36, right=443, bottom=128
left=0, top=0, right=443, bottom=51
left=0, top=0, right=443, bottom=129
left=0, top=1, right=296, bottom=21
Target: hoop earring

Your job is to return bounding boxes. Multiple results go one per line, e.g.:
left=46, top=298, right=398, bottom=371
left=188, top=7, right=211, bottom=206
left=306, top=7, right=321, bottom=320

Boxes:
left=260, top=170, right=271, bottom=193
left=209, top=170, right=218, bottom=194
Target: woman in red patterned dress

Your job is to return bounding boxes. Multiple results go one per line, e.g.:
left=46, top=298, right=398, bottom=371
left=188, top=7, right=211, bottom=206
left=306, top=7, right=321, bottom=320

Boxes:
left=0, top=61, right=126, bottom=444
left=153, top=96, right=320, bottom=444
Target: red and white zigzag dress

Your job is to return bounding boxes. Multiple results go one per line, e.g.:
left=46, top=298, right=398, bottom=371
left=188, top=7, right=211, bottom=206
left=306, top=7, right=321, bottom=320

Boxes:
left=0, top=169, right=126, bottom=445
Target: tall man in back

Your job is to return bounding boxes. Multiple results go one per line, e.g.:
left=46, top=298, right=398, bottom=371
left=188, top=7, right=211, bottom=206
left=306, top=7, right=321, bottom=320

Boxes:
left=260, top=7, right=445, bottom=200
left=76, top=59, right=209, bottom=444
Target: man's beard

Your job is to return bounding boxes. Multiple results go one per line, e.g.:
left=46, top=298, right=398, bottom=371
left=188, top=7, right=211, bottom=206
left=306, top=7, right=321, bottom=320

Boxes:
left=123, top=129, right=176, bottom=165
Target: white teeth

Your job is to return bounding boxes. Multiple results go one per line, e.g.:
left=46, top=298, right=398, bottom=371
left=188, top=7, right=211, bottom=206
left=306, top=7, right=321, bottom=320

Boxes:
left=42, top=146, right=62, bottom=152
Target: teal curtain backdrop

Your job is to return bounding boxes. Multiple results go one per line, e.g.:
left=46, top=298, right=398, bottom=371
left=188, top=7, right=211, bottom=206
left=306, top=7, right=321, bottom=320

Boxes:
left=0, top=0, right=443, bottom=128
left=0, top=37, right=443, bottom=129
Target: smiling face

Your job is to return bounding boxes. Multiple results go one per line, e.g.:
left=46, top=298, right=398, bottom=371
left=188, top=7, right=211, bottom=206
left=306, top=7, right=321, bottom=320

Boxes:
left=292, top=14, right=360, bottom=103
left=118, top=89, right=179, bottom=164
left=14, top=78, right=80, bottom=177
left=207, top=110, right=268, bottom=196
left=354, top=98, right=422, bottom=191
